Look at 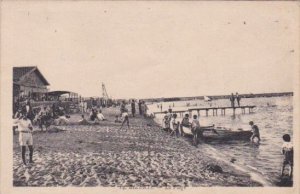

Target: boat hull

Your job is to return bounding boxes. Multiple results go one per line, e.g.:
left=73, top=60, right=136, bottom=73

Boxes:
left=181, top=126, right=252, bottom=141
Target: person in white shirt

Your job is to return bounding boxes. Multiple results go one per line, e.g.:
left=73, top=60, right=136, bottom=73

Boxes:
left=97, top=110, right=106, bottom=121
left=54, top=115, right=70, bottom=125
left=84, top=101, right=88, bottom=113
left=14, top=112, right=34, bottom=165
left=79, top=101, right=84, bottom=113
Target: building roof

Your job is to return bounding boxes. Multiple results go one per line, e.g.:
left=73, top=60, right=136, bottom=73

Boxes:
left=13, top=66, right=50, bottom=86
left=46, top=90, right=79, bottom=96
left=46, top=91, right=71, bottom=96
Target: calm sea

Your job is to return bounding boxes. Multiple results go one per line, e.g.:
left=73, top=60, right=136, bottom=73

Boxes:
left=148, top=96, right=293, bottom=185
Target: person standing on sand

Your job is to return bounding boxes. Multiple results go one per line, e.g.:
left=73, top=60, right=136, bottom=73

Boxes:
left=191, top=115, right=202, bottom=147
left=138, top=100, right=142, bottom=115
left=143, top=101, right=149, bottom=117
left=236, top=92, right=241, bottom=107
left=140, top=101, right=145, bottom=116
left=170, top=114, right=180, bottom=137
left=79, top=101, right=84, bottom=113
left=131, top=99, right=136, bottom=117
left=14, top=112, right=34, bottom=165
left=84, top=101, right=87, bottom=113
left=229, top=93, right=235, bottom=107
left=165, top=109, right=173, bottom=132
left=120, top=108, right=130, bottom=131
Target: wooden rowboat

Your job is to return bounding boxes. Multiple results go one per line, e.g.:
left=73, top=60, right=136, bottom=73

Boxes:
left=181, top=126, right=252, bottom=141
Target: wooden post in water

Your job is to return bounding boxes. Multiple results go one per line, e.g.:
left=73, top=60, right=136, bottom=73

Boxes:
left=233, top=108, right=236, bottom=116
left=197, top=110, right=200, bottom=117
left=206, top=109, right=208, bottom=117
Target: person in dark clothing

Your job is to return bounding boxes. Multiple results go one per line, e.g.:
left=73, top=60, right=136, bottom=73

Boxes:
left=120, top=101, right=126, bottom=114
left=281, top=134, right=293, bottom=177
left=25, top=100, right=35, bottom=123
left=249, top=121, right=261, bottom=143
left=138, top=100, right=142, bottom=115
left=89, top=108, right=98, bottom=121
left=236, top=92, right=241, bottom=107
left=229, top=93, right=235, bottom=107
left=131, top=100, right=136, bottom=117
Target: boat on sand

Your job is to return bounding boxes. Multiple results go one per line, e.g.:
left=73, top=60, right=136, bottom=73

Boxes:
left=181, top=125, right=252, bottom=141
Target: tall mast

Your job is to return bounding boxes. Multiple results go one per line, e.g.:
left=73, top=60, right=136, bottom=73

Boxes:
left=102, top=82, right=109, bottom=100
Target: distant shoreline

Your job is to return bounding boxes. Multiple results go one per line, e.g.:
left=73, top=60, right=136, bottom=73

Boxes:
left=141, top=92, right=293, bottom=103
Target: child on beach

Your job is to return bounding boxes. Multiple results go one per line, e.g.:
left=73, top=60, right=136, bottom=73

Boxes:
left=78, top=114, right=90, bottom=125
left=89, top=108, right=97, bottom=121
left=249, top=121, right=261, bottom=143
left=181, top=114, right=191, bottom=127
left=170, top=114, right=180, bottom=137
left=162, top=115, right=169, bottom=130
left=97, top=110, right=106, bottom=121
left=120, top=109, right=130, bottom=131
left=191, top=115, right=202, bottom=147
left=281, top=134, right=293, bottom=177
left=14, top=111, right=34, bottom=165
left=180, top=113, right=191, bottom=136
left=166, top=109, right=173, bottom=132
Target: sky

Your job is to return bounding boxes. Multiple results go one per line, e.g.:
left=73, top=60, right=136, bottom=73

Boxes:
left=2, top=1, right=299, bottom=99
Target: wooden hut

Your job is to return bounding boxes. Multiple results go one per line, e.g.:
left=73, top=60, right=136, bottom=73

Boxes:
left=13, top=66, right=50, bottom=102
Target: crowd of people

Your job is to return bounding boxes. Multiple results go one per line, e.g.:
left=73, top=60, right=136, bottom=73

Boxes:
left=114, top=99, right=150, bottom=130
left=161, top=109, right=214, bottom=147
left=12, top=98, right=293, bottom=180
left=160, top=108, right=293, bottom=178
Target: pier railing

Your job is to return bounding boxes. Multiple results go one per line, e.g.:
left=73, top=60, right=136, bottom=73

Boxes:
left=153, top=105, right=256, bottom=117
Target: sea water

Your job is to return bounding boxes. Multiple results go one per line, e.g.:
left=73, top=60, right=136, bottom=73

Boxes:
left=148, top=96, right=293, bottom=185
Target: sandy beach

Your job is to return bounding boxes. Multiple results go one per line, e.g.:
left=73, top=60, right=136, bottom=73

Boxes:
left=13, top=107, right=261, bottom=187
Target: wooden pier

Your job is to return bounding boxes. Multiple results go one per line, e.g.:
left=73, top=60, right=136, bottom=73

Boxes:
left=153, top=110, right=187, bottom=117
left=153, top=105, right=256, bottom=117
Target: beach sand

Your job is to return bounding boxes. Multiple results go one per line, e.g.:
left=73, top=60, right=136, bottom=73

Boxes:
left=13, top=107, right=261, bottom=187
